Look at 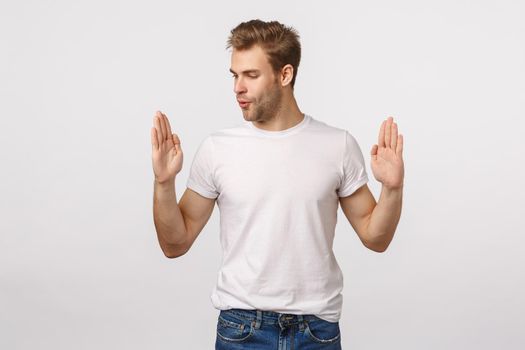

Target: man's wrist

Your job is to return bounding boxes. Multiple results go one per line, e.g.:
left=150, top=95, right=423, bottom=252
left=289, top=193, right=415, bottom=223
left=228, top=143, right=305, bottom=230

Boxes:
left=154, top=178, right=176, bottom=190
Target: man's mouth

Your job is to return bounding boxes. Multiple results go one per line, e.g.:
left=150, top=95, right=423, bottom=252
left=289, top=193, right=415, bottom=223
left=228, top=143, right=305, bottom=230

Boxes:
left=238, top=101, right=251, bottom=108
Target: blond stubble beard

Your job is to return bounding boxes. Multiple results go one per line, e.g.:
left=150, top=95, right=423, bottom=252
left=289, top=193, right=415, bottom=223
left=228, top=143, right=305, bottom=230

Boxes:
left=248, top=79, right=283, bottom=123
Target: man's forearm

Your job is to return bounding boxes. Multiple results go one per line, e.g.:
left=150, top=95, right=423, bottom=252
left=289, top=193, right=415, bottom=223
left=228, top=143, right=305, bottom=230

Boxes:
left=366, top=185, right=403, bottom=251
left=153, top=179, right=188, bottom=248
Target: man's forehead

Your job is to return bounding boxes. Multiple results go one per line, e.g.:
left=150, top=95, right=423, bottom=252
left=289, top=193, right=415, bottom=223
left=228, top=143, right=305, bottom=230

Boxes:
left=230, top=46, right=269, bottom=68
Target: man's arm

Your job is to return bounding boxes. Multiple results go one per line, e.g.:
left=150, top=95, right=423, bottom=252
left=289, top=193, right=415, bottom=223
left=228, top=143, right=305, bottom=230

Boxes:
left=339, top=183, right=403, bottom=252
left=365, top=185, right=403, bottom=252
left=177, top=187, right=216, bottom=252
left=340, top=116, right=404, bottom=252
left=153, top=179, right=215, bottom=258
left=339, top=184, right=376, bottom=250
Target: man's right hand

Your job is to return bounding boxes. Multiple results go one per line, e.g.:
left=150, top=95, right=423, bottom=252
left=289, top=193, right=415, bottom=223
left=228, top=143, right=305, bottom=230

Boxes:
left=151, top=110, right=183, bottom=185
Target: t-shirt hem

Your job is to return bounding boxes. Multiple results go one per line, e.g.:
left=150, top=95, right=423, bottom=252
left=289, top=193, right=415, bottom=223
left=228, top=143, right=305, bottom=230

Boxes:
left=186, top=180, right=218, bottom=199
left=337, top=175, right=369, bottom=198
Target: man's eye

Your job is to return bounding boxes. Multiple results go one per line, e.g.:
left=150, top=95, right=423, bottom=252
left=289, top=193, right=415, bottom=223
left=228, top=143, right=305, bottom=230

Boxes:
left=230, top=74, right=257, bottom=78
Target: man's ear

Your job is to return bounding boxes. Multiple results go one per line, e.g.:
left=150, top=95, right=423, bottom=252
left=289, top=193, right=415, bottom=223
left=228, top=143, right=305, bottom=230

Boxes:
left=279, top=64, right=294, bottom=87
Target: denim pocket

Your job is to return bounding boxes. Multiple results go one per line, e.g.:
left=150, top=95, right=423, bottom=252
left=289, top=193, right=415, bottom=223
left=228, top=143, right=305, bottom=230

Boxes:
left=305, top=316, right=341, bottom=344
left=216, top=310, right=255, bottom=343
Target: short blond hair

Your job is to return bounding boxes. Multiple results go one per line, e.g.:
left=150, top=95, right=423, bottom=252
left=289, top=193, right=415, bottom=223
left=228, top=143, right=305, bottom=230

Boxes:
left=226, top=19, right=302, bottom=89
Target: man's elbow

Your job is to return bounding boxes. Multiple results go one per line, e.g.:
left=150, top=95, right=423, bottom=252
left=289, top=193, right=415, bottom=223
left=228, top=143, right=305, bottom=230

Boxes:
left=162, top=243, right=189, bottom=259
left=164, top=250, right=186, bottom=259
left=364, top=237, right=389, bottom=253
left=367, top=244, right=388, bottom=253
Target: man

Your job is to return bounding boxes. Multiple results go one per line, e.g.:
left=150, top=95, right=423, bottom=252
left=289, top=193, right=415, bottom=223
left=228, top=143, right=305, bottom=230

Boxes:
left=151, top=19, right=404, bottom=350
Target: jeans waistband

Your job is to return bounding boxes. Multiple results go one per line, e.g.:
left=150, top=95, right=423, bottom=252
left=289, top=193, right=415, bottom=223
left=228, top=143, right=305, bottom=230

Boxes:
left=219, top=308, right=320, bottom=331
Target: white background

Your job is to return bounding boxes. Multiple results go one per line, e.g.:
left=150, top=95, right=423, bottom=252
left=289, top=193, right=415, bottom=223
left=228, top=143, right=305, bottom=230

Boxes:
left=1, top=0, right=524, bottom=349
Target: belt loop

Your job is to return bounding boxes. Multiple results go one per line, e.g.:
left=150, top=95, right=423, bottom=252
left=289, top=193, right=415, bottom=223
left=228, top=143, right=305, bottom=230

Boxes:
left=254, top=310, right=262, bottom=329
left=298, top=315, right=305, bottom=331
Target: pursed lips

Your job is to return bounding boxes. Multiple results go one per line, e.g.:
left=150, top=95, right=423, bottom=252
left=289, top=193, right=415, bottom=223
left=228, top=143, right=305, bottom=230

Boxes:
left=237, top=99, right=251, bottom=108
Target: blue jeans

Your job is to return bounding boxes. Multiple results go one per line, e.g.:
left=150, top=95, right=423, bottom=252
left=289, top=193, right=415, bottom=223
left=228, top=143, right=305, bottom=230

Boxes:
left=215, top=308, right=342, bottom=349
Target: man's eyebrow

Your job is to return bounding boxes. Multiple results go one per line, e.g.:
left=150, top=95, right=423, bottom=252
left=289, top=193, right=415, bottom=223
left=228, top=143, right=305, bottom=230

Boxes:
left=229, top=68, right=261, bottom=74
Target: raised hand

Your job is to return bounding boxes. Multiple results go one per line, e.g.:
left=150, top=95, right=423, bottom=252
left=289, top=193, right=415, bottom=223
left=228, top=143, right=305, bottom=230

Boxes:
left=370, top=116, right=404, bottom=190
left=151, top=111, right=183, bottom=184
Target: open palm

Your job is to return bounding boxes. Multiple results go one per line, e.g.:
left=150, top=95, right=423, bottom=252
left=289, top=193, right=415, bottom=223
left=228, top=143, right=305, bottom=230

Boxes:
left=370, top=116, right=404, bottom=189
left=151, top=111, right=183, bottom=184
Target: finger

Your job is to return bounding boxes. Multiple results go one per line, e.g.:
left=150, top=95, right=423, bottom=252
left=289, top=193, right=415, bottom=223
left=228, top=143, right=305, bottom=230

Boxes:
left=151, top=127, right=158, bottom=150
left=396, top=134, right=403, bottom=156
left=161, top=111, right=173, bottom=136
left=378, top=120, right=386, bottom=148
left=385, top=116, right=392, bottom=149
left=172, top=134, right=182, bottom=156
left=173, top=136, right=182, bottom=154
left=391, top=122, right=398, bottom=150
left=172, top=133, right=181, bottom=145
left=158, top=111, right=167, bottom=141
left=154, top=113, right=163, bottom=146
left=370, top=144, right=378, bottom=160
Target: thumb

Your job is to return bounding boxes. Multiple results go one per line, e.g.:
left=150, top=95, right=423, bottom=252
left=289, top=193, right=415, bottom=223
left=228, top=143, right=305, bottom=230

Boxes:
left=371, top=144, right=378, bottom=156
left=172, top=133, right=182, bottom=153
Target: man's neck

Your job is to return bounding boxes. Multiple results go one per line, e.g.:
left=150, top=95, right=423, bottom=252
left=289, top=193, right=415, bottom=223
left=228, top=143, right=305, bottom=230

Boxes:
left=252, top=96, right=304, bottom=132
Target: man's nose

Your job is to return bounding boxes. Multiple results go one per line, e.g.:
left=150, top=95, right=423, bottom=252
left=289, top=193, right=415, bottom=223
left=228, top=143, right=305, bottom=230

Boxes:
left=233, top=77, right=246, bottom=95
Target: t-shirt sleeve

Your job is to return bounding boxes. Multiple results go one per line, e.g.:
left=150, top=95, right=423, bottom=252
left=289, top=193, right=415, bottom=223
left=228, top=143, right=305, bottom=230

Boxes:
left=186, top=136, right=219, bottom=199
left=337, top=130, right=369, bottom=197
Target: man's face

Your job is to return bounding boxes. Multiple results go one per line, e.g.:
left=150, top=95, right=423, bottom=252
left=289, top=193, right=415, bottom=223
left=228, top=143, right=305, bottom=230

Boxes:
left=230, top=45, right=283, bottom=123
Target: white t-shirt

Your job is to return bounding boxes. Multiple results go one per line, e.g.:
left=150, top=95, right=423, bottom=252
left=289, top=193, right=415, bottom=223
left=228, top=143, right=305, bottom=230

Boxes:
left=186, top=113, right=369, bottom=322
